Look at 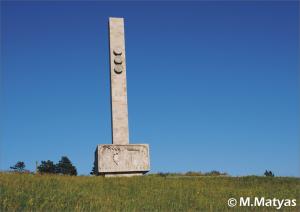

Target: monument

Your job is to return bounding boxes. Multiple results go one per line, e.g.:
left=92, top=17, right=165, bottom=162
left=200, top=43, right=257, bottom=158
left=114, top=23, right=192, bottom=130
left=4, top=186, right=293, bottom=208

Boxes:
left=94, top=17, right=150, bottom=177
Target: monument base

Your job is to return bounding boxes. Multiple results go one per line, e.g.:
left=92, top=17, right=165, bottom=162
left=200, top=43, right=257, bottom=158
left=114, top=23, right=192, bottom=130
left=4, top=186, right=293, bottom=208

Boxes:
left=101, top=172, right=144, bottom=177
left=95, top=144, right=150, bottom=177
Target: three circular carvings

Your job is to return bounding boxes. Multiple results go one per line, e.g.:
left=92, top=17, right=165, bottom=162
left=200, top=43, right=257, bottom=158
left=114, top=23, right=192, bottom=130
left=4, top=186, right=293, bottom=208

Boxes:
left=113, top=48, right=123, bottom=74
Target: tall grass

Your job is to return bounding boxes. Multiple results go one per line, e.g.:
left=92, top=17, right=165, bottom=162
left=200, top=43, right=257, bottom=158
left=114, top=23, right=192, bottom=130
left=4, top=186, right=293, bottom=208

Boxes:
left=0, top=173, right=299, bottom=211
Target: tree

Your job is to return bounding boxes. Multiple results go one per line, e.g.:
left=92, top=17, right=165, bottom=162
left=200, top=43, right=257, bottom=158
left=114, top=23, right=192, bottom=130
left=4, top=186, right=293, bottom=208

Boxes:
left=10, top=161, right=26, bottom=172
left=37, top=160, right=56, bottom=174
left=56, top=156, right=77, bottom=176
left=90, top=160, right=98, bottom=175
left=264, top=170, right=275, bottom=177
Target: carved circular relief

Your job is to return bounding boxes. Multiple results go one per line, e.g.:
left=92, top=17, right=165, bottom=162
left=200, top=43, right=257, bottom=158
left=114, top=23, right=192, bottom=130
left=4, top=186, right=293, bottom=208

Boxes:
left=114, top=56, right=122, bottom=65
left=114, top=65, right=123, bottom=74
left=113, top=48, right=122, bottom=55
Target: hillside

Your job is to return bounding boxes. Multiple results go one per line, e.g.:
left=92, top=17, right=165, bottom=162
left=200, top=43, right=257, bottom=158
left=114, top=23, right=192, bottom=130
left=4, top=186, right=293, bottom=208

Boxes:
left=0, top=173, right=299, bottom=211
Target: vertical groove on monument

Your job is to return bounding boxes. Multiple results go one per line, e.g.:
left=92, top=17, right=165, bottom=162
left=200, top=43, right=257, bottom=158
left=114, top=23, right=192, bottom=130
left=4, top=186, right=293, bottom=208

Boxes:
left=95, top=17, right=150, bottom=177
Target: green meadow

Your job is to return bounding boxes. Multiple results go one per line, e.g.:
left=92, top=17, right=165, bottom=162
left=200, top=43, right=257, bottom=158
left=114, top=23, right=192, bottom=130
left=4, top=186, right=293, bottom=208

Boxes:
left=0, top=173, right=299, bottom=211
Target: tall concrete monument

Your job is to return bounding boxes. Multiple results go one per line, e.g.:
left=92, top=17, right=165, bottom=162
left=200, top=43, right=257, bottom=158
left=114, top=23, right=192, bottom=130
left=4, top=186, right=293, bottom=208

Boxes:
left=95, top=17, right=150, bottom=177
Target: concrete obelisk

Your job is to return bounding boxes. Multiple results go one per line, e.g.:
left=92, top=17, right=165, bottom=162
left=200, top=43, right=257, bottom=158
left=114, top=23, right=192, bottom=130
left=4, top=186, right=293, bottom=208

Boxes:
left=95, top=17, right=150, bottom=177
left=109, top=17, right=129, bottom=145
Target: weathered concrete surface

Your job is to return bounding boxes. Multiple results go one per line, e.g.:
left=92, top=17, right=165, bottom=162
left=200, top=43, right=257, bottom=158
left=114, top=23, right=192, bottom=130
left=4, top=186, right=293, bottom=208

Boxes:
left=109, top=17, right=129, bottom=145
left=104, top=173, right=143, bottom=177
left=96, top=144, right=150, bottom=173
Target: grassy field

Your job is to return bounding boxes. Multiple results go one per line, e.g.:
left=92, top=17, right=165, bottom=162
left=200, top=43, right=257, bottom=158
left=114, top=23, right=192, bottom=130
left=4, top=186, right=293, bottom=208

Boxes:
left=0, top=173, right=299, bottom=211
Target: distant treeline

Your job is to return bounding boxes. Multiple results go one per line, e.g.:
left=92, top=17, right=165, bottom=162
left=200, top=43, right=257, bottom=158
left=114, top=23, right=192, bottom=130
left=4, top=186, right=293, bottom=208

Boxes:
left=9, top=156, right=77, bottom=176
left=8, top=160, right=275, bottom=177
left=153, top=170, right=229, bottom=177
left=153, top=170, right=275, bottom=177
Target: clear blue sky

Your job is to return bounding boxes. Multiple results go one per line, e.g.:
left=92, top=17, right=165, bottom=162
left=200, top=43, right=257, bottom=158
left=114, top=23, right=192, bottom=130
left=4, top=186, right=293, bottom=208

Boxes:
left=1, top=1, right=299, bottom=176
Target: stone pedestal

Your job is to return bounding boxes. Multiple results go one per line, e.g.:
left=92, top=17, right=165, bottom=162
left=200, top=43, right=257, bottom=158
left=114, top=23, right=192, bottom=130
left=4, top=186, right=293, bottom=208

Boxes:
left=95, top=144, right=150, bottom=176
